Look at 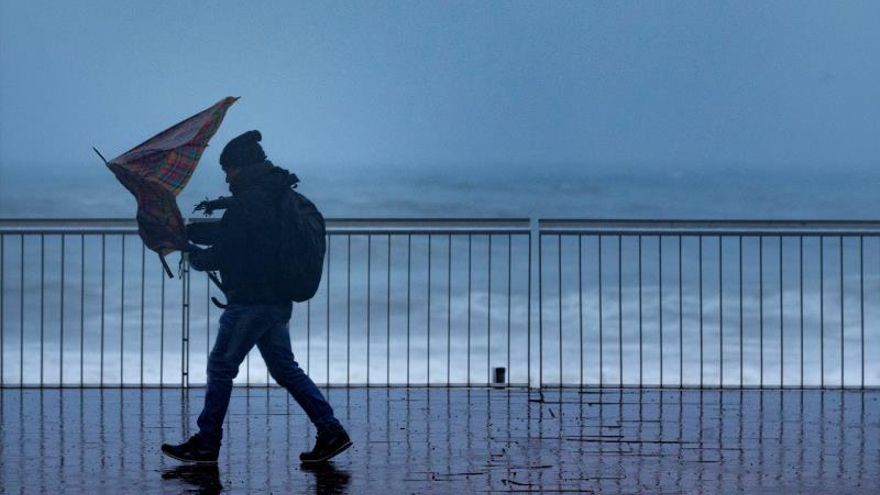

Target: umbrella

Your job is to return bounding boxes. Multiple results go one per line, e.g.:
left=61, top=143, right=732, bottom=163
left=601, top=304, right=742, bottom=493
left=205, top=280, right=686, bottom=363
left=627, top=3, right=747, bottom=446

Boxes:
left=94, top=96, right=238, bottom=276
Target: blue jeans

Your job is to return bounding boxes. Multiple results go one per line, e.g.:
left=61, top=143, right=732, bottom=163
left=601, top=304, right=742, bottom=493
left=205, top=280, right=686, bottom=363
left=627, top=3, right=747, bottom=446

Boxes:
left=196, top=303, right=342, bottom=447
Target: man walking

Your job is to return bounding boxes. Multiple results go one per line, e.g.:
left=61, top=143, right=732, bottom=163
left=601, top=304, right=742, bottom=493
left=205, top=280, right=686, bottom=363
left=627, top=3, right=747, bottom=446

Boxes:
left=161, top=130, right=351, bottom=464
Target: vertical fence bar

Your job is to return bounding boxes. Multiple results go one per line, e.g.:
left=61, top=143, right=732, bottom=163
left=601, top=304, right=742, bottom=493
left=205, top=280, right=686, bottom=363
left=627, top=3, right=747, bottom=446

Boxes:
left=306, top=290, right=311, bottom=375
left=839, top=235, right=844, bottom=387
left=578, top=235, right=583, bottom=388
left=426, top=234, right=431, bottom=385
left=618, top=235, right=622, bottom=387
left=406, top=234, right=411, bottom=386
left=447, top=235, right=452, bottom=385
left=698, top=236, right=703, bottom=388
left=638, top=235, right=643, bottom=387
left=205, top=272, right=209, bottom=376
left=160, top=262, right=165, bottom=387
left=100, top=234, right=105, bottom=387
left=489, top=234, right=494, bottom=385
left=800, top=236, right=804, bottom=388
left=40, top=234, right=44, bottom=386
left=0, top=235, right=4, bottom=385
left=326, top=235, right=331, bottom=385
left=820, top=237, right=824, bottom=388
left=598, top=234, right=604, bottom=388
left=347, top=234, right=352, bottom=386
left=425, top=234, right=433, bottom=386
left=468, top=234, right=473, bottom=386
left=537, top=233, right=542, bottom=388
left=759, top=235, right=763, bottom=389
left=659, top=235, right=663, bottom=387
left=120, top=237, right=125, bottom=385
left=20, top=236, right=23, bottom=386
left=860, top=235, right=864, bottom=389
left=180, top=258, right=186, bottom=387
left=739, top=235, right=743, bottom=388
left=719, top=236, right=723, bottom=388
left=779, top=237, right=783, bottom=387
left=507, top=235, right=512, bottom=385
left=80, top=235, right=84, bottom=386
left=678, top=236, right=682, bottom=387
left=367, top=234, right=372, bottom=386
left=140, top=243, right=145, bottom=387
left=60, top=236, right=65, bottom=386
left=244, top=304, right=251, bottom=384
left=386, top=234, right=391, bottom=385
left=187, top=261, right=192, bottom=387
left=182, top=257, right=190, bottom=387
left=557, top=235, right=561, bottom=386
left=527, top=230, right=532, bottom=388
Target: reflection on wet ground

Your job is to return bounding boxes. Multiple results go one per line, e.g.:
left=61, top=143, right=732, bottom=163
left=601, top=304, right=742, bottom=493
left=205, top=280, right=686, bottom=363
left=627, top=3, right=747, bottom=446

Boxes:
left=1, top=387, right=878, bottom=493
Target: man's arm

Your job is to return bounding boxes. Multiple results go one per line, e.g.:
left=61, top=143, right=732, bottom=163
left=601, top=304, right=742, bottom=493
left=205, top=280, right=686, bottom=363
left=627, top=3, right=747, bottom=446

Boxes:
left=193, top=196, right=235, bottom=216
left=186, top=202, right=251, bottom=273
left=187, top=244, right=222, bottom=272
left=186, top=221, right=222, bottom=245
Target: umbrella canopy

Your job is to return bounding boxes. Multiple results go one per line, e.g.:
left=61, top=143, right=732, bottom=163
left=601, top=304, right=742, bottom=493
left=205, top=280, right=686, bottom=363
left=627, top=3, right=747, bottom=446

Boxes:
left=102, top=97, right=237, bottom=275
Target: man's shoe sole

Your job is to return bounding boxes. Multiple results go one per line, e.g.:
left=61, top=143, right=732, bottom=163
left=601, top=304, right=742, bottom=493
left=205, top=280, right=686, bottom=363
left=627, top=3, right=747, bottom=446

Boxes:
left=299, top=440, right=353, bottom=465
left=161, top=448, right=218, bottom=465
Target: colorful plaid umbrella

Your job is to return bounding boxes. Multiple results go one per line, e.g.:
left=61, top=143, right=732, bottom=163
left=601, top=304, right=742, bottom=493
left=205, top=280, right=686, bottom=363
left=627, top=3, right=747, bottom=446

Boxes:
left=96, top=96, right=238, bottom=276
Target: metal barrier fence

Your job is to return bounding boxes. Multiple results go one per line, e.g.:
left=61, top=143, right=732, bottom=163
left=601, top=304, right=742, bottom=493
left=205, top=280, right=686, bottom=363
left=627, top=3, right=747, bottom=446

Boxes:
left=538, top=220, right=880, bottom=389
left=0, top=218, right=532, bottom=388
left=1, top=218, right=879, bottom=389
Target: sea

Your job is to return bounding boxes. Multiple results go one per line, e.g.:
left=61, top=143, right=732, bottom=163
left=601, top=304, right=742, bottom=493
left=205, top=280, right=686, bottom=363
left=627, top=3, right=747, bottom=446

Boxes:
left=1, top=161, right=879, bottom=388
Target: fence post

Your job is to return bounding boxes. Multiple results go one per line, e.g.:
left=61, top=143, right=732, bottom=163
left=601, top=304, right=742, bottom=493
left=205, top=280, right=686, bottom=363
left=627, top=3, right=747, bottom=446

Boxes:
left=181, top=256, right=191, bottom=388
left=528, top=218, right=536, bottom=389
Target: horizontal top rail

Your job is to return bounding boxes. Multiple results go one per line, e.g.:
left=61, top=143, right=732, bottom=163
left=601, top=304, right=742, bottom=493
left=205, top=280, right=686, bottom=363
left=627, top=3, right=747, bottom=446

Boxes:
left=0, top=218, right=532, bottom=235
left=6, top=218, right=880, bottom=236
left=539, top=218, right=880, bottom=236
left=0, top=218, right=138, bottom=234
left=322, top=218, right=531, bottom=234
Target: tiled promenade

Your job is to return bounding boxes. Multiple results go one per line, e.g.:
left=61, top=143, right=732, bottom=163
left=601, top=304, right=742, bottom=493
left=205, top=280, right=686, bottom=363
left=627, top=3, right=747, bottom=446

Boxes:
left=1, top=387, right=879, bottom=494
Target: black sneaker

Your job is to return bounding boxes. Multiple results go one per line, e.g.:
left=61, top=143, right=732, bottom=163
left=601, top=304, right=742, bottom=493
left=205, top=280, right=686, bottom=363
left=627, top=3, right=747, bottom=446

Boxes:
left=300, top=428, right=353, bottom=464
left=161, top=435, right=219, bottom=464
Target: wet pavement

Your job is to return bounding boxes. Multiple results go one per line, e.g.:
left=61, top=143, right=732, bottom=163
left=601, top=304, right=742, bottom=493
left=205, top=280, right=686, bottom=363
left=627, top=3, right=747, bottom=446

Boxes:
left=1, top=387, right=879, bottom=494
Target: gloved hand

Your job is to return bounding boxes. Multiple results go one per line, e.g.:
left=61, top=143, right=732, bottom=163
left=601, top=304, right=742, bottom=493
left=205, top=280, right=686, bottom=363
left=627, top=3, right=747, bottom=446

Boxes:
left=193, top=196, right=233, bottom=216
left=193, top=198, right=216, bottom=216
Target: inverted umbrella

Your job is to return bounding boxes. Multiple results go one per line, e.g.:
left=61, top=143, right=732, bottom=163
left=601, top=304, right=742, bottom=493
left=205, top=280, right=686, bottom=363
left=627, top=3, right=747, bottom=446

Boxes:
left=94, top=97, right=238, bottom=276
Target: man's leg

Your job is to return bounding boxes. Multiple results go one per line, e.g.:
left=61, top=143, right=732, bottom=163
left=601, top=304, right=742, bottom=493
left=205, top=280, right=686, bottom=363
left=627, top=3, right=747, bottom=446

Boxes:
left=256, top=306, right=343, bottom=435
left=195, top=305, right=271, bottom=447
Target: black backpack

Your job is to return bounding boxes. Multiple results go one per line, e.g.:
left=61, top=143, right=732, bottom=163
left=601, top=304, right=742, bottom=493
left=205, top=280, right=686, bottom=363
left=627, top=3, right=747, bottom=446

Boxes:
left=276, top=188, right=326, bottom=302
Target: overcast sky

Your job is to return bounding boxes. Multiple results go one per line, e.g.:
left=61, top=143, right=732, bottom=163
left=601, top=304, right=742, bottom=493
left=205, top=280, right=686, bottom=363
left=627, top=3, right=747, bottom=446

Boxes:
left=0, top=1, right=878, bottom=173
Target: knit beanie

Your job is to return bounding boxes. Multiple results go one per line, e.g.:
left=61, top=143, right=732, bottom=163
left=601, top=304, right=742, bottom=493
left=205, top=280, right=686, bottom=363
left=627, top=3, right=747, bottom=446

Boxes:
left=219, top=130, right=266, bottom=168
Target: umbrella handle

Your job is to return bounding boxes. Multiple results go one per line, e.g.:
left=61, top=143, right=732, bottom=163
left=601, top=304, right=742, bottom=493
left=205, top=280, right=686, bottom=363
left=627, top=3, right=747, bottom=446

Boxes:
left=158, top=254, right=174, bottom=278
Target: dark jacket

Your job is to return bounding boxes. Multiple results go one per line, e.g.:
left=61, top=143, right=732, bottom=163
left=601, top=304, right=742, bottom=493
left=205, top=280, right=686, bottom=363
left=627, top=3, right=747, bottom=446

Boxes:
left=187, top=160, right=298, bottom=305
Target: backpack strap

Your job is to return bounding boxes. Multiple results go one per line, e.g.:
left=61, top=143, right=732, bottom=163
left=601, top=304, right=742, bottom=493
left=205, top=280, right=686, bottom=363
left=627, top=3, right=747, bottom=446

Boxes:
left=206, top=271, right=228, bottom=308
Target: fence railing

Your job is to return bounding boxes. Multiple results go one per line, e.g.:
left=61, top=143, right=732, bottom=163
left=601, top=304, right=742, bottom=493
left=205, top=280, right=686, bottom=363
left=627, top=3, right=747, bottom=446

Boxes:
left=0, top=218, right=533, bottom=388
left=1, top=218, right=878, bottom=389
left=538, top=219, right=880, bottom=389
